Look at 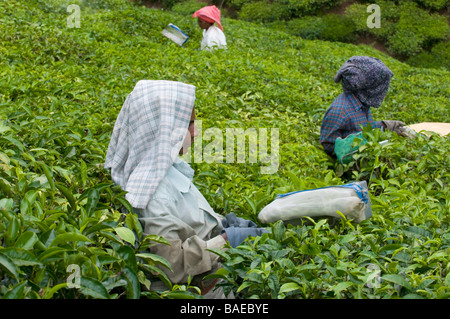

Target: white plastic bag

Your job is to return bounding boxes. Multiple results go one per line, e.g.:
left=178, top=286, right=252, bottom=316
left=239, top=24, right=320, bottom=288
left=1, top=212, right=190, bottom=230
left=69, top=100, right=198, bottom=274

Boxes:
left=161, top=23, right=189, bottom=47
left=258, top=181, right=372, bottom=225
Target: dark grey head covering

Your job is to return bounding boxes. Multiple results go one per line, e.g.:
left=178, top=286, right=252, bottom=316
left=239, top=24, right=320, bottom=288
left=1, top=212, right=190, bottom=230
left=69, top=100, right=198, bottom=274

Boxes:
left=334, top=56, right=394, bottom=108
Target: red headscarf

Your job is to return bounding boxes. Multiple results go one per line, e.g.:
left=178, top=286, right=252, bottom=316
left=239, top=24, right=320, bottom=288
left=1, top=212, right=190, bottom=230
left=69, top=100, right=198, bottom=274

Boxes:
left=193, top=5, right=223, bottom=31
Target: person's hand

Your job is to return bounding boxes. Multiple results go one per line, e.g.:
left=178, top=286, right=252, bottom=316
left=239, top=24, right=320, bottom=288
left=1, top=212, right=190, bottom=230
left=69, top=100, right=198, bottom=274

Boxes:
left=382, top=120, right=408, bottom=137
left=221, top=232, right=228, bottom=241
left=223, top=227, right=268, bottom=248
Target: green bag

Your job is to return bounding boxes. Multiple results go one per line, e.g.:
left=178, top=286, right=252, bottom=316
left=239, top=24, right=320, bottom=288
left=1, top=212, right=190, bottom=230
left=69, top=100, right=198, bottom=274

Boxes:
left=334, top=132, right=368, bottom=164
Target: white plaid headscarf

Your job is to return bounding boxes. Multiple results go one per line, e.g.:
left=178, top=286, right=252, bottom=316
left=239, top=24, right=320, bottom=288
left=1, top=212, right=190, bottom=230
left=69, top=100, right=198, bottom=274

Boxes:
left=104, top=80, right=196, bottom=209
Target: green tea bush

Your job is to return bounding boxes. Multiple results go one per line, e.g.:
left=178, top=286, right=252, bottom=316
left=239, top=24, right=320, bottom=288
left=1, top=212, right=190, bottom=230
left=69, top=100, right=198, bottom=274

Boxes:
left=287, top=14, right=356, bottom=42
left=407, top=41, right=450, bottom=70
left=0, top=0, right=449, bottom=299
left=171, top=0, right=205, bottom=15
left=137, top=0, right=183, bottom=9
left=283, top=0, right=343, bottom=16
left=215, top=127, right=450, bottom=299
left=357, top=0, right=449, bottom=10
left=229, top=0, right=342, bottom=20
left=414, top=0, right=450, bottom=10
left=387, top=3, right=449, bottom=57
left=321, top=14, right=356, bottom=42
left=227, top=0, right=257, bottom=9
left=387, top=30, right=424, bottom=57
left=239, top=1, right=290, bottom=23
left=287, top=16, right=327, bottom=39
left=345, top=1, right=449, bottom=60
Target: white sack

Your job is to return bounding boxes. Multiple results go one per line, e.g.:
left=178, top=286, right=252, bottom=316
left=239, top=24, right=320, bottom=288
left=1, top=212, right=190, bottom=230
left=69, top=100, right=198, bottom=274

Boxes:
left=258, top=181, right=372, bottom=225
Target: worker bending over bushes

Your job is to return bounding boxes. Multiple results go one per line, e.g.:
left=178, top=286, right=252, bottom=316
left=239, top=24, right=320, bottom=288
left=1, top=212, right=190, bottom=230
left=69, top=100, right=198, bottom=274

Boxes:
left=193, top=5, right=227, bottom=50
left=104, top=80, right=266, bottom=298
left=320, top=56, right=409, bottom=158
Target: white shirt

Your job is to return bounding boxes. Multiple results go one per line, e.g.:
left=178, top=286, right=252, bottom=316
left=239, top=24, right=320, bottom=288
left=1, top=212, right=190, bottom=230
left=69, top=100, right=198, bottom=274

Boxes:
left=201, top=25, right=227, bottom=50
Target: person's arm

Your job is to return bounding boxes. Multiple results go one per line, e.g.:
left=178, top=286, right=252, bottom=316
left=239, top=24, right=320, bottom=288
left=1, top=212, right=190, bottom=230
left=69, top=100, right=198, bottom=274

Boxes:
left=367, top=109, right=384, bottom=130
left=136, top=198, right=227, bottom=284
left=149, top=231, right=226, bottom=284
left=368, top=109, right=408, bottom=135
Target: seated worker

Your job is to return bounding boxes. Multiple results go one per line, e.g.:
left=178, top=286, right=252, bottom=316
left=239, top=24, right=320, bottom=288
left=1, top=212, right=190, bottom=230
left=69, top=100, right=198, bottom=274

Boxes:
left=104, top=80, right=266, bottom=297
left=320, top=56, right=408, bottom=157
left=193, top=5, right=227, bottom=51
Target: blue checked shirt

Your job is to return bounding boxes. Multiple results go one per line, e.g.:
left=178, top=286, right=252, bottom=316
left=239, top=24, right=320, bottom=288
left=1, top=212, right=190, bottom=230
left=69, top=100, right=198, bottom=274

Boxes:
left=320, top=93, right=383, bottom=156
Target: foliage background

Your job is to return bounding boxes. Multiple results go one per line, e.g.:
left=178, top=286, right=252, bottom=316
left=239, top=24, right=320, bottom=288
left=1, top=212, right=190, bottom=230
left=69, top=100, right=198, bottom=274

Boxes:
left=154, top=0, right=450, bottom=70
left=0, top=0, right=449, bottom=299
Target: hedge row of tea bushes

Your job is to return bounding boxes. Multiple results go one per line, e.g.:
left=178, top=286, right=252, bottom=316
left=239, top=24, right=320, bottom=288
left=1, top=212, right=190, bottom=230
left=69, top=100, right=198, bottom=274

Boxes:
left=0, top=0, right=449, bottom=299
left=344, top=0, right=449, bottom=69
left=158, top=0, right=450, bottom=70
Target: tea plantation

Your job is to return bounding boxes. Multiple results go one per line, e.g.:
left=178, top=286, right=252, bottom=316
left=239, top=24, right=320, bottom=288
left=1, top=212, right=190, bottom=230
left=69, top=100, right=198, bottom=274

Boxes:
left=0, top=0, right=449, bottom=299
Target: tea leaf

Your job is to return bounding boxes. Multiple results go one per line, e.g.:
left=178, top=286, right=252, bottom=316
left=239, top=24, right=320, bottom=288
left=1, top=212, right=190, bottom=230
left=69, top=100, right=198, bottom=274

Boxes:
left=50, top=232, right=91, bottom=247
left=333, top=281, right=354, bottom=296
left=79, top=276, right=110, bottom=299
left=122, top=267, right=140, bottom=299
left=0, top=252, right=20, bottom=280
left=279, top=282, right=301, bottom=294
left=382, top=274, right=412, bottom=291
left=1, top=248, right=41, bottom=267
left=14, top=231, right=39, bottom=250
left=114, top=227, right=136, bottom=246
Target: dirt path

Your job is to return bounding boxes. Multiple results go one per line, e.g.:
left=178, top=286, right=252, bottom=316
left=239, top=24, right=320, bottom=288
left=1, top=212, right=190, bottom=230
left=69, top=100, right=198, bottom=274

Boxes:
left=323, top=0, right=357, bottom=15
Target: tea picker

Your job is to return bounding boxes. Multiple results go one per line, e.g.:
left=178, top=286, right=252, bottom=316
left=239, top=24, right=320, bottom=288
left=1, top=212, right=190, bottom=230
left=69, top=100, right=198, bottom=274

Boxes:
left=320, top=56, right=410, bottom=159
left=192, top=5, right=227, bottom=51
left=104, top=80, right=266, bottom=297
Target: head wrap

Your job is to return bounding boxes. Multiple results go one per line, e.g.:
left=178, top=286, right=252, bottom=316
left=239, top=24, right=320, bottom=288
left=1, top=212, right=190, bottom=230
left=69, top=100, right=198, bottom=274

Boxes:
left=193, top=5, right=223, bottom=31
left=104, top=80, right=196, bottom=209
left=334, top=56, right=393, bottom=108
